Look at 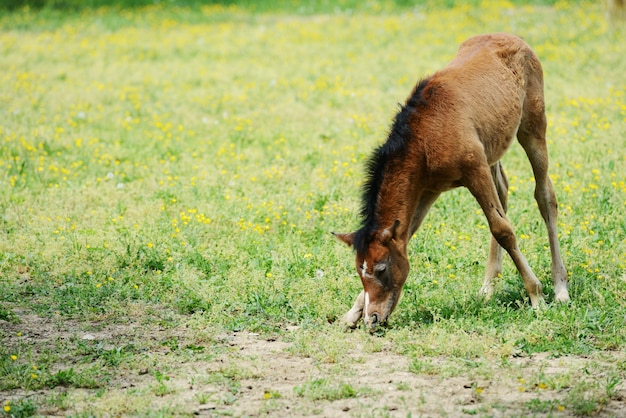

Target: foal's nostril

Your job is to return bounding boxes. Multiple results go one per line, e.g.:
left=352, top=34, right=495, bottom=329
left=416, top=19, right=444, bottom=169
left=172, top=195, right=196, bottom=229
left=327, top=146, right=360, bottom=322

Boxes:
left=370, top=313, right=379, bottom=325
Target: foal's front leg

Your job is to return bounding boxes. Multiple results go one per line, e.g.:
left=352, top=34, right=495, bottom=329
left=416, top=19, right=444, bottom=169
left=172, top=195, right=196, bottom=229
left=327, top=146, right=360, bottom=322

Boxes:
left=466, top=164, right=544, bottom=307
left=342, top=290, right=365, bottom=328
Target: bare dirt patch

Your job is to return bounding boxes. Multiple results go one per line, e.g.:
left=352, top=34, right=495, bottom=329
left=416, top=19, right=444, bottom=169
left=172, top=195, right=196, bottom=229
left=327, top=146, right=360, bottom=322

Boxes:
left=2, top=312, right=625, bottom=417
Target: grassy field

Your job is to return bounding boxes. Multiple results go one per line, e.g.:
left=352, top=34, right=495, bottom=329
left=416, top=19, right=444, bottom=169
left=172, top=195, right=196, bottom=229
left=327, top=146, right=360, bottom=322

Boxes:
left=1, top=1, right=625, bottom=416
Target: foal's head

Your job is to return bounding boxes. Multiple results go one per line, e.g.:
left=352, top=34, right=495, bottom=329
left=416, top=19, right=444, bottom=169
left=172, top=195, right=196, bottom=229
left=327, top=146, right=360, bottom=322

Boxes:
left=334, top=220, right=409, bottom=329
left=334, top=79, right=427, bottom=329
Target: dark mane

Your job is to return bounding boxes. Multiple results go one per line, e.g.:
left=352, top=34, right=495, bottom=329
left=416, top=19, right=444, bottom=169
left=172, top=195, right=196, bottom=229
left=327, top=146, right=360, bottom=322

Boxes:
left=353, top=77, right=431, bottom=257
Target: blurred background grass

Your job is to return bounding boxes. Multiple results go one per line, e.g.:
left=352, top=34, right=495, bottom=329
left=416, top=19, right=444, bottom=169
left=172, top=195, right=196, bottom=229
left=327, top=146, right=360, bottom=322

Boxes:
left=0, top=0, right=589, bottom=12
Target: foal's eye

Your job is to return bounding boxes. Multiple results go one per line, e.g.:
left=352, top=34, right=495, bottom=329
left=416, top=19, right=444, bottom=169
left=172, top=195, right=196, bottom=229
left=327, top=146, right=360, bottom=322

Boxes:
left=374, top=263, right=387, bottom=273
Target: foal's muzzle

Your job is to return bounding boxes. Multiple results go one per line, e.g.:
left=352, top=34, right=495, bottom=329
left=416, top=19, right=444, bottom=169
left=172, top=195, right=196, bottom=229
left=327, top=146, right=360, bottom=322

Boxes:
left=364, top=312, right=384, bottom=331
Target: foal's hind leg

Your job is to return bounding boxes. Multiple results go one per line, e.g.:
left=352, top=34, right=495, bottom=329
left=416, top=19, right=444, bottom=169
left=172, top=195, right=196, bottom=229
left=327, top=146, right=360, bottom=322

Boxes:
left=464, top=163, right=544, bottom=307
left=517, top=113, right=570, bottom=302
left=480, top=161, right=508, bottom=299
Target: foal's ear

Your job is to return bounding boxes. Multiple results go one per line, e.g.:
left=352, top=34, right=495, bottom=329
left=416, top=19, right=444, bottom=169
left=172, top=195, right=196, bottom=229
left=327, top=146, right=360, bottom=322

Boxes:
left=380, top=219, right=401, bottom=245
left=332, top=231, right=355, bottom=247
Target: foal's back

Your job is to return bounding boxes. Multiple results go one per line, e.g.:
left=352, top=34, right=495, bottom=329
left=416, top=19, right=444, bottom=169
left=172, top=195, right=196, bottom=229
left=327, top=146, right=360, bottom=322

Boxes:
left=419, top=33, right=543, bottom=171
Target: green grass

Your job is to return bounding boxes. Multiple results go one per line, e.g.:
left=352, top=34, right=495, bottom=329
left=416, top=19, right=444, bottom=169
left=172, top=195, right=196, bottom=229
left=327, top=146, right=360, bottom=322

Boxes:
left=0, top=0, right=586, bottom=12
left=0, top=0, right=625, bottom=416
left=294, top=378, right=361, bottom=401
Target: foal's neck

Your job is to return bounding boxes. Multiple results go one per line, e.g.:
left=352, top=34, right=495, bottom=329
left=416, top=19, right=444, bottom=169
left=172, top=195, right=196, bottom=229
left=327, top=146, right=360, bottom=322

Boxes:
left=375, top=153, right=424, bottom=245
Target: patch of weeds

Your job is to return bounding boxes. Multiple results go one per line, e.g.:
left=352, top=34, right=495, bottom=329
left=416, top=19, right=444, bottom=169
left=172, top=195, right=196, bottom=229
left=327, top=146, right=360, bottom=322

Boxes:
left=76, top=340, right=136, bottom=367
left=524, top=398, right=564, bottom=414
left=259, top=396, right=284, bottom=415
left=183, top=343, right=205, bottom=354
left=287, top=327, right=352, bottom=364
left=220, top=391, right=238, bottom=406
left=529, top=368, right=573, bottom=392
left=564, top=373, right=622, bottom=416
left=469, top=381, right=485, bottom=402
left=44, top=274, right=131, bottom=317
left=197, top=363, right=260, bottom=399
left=185, top=250, right=213, bottom=277
left=141, top=248, right=166, bottom=272
left=98, top=344, right=136, bottom=367
left=2, top=398, right=37, bottom=417
left=115, top=233, right=167, bottom=273
left=193, top=392, right=210, bottom=405
left=263, top=390, right=282, bottom=399
left=173, top=289, right=211, bottom=315
left=219, top=363, right=260, bottom=381
left=0, top=352, right=42, bottom=391
left=0, top=303, right=16, bottom=322
left=362, top=333, right=386, bottom=353
left=294, top=378, right=358, bottom=401
left=161, top=336, right=180, bottom=352
left=46, top=368, right=77, bottom=387
left=43, top=390, right=70, bottom=411
left=396, top=381, right=411, bottom=391
left=152, top=370, right=174, bottom=397
left=567, top=395, right=601, bottom=416
left=408, top=358, right=439, bottom=375
left=45, top=367, right=102, bottom=389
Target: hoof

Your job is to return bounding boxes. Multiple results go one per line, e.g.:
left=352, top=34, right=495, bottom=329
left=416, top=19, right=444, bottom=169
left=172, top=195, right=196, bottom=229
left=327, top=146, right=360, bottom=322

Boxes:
left=529, top=293, right=545, bottom=309
left=342, top=309, right=362, bottom=329
left=479, top=284, right=494, bottom=300
left=554, top=286, right=570, bottom=303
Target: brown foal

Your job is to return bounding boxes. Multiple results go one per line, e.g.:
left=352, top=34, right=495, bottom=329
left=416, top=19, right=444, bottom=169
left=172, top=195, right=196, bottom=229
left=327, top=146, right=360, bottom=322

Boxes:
left=334, top=33, right=570, bottom=330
